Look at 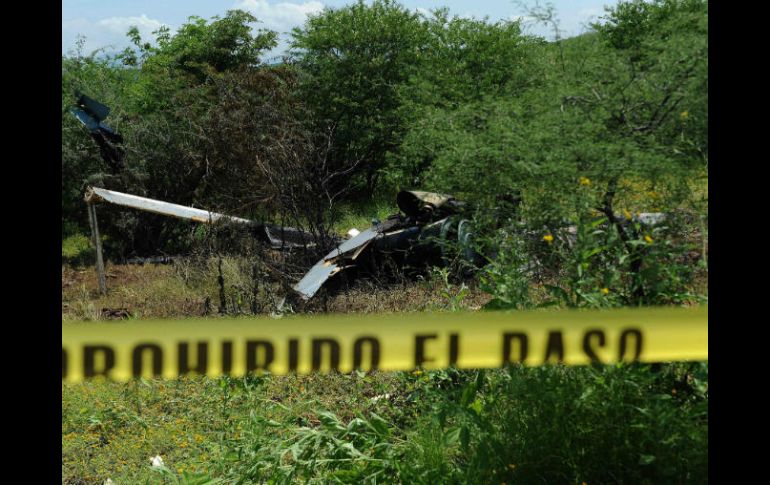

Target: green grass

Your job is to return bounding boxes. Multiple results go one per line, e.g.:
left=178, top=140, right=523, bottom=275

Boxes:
left=63, top=364, right=707, bottom=484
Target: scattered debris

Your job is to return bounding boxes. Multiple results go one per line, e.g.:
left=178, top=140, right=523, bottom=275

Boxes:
left=370, top=393, right=392, bottom=403
left=150, top=455, right=164, bottom=469
left=69, top=93, right=125, bottom=173
left=100, top=308, right=132, bottom=320
left=123, top=255, right=179, bottom=265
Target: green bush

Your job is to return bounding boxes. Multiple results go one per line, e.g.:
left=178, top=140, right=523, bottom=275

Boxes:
left=406, top=363, right=708, bottom=484
left=62, top=233, right=94, bottom=266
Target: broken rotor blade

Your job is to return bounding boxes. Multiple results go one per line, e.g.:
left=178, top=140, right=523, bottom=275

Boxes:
left=84, top=187, right=317, bottom=249
left=77, top=94, right=111, bottom=121
left=84, top=187, right=254, bottom=225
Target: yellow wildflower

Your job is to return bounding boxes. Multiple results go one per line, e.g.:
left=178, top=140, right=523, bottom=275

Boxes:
left=623, top=209, right=632, bottom=221
left=508, top=464, right=516, bottom=470
left=578, top=176, right=591, bottom=186
left=644, top=235, right=653, bottom=244
left=601, top=287, right=609, bottom=295
left=543, top=234, right=554, bottom=244
left=680, top=110, right=689, bottom=120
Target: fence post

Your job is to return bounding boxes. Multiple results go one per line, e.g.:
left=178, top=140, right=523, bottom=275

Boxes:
left=87, top=203, right=107, bottom=295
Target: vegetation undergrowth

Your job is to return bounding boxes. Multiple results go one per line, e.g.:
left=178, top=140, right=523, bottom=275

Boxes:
left=63, top=363, right=707, bottom=484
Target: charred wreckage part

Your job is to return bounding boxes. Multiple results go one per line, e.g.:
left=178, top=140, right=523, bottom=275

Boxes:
left=70, top=94, right=126, bottom=173
left=292, top=191, right=481, bottom=300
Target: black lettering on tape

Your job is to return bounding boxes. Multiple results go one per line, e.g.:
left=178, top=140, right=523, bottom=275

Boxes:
left=414, top=334, right=438, bottom=367
left=544, top=331, right=565, bottom=363
left=289, top=338, right=299, bottom=372
left=582, top=329, right=606, bottom=363
left=312, top=338, right=340, bottom=371
left=132, top=343, right=163, bottom=378
left=178, top=342, right=208, bottom=376
left=353, top=336, right=380, bottom=371
left=449, top=333, right=459, bottom=366
left=84, top=345, right=115, bottom=378
left=619, top=328, right=643, bottom=361
left=246, top=340, right=275, bottom=372
left=502, top=332, right=529, bottom=364
left=221, top=341, right=233, bottom=374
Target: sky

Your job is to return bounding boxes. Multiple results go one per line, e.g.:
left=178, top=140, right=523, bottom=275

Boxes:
left=62, top=0, right=614, bottom=61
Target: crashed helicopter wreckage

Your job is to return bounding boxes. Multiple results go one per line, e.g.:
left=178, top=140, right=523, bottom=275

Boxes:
left=83, top=187, right=484, bottom=300
left=84, top=187, right=667, bottom=301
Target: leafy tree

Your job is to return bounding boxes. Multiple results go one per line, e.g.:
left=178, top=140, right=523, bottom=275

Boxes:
left=386, top=11, right=540, bottom=190
left=401, top=10, right=540, bottom=109
left=290, top=0, right=427, bottom=194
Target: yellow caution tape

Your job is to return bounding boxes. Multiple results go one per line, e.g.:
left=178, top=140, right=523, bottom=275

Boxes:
left=62, top=306, right=707, bottom=382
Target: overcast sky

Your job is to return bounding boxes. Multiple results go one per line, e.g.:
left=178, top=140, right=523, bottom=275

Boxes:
left=62, top=0, right=614, bottom=61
